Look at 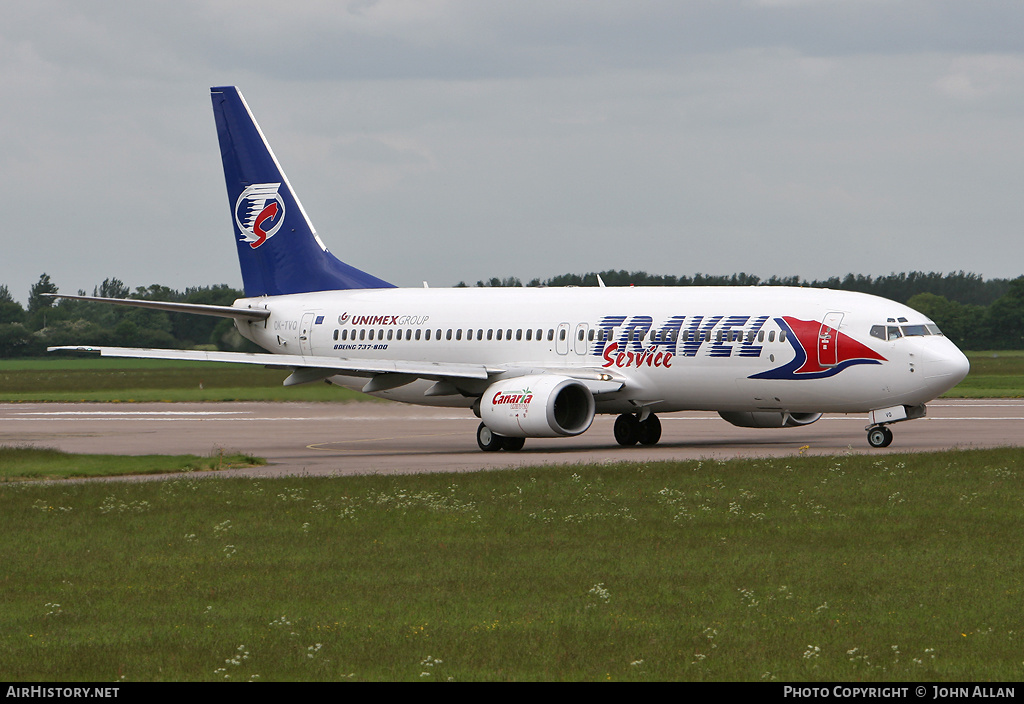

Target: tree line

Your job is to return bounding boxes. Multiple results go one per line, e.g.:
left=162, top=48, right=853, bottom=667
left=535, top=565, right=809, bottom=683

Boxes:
left=0, top=276, right=255, bottom=358
left=2, top=270, right=1022, bottom=357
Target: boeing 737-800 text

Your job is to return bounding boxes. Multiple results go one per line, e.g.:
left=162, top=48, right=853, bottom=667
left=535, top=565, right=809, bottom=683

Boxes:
left=49, top=86, right=970, bottom=452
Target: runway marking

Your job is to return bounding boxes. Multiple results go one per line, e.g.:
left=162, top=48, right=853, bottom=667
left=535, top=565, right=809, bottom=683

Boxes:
left=932, top=403, right=1024, bottom=407
left=921, top=417, right=1024, bottom=421
left=11, top=410, right=249, bottom=416
left=4, top=413, right=471, bottom=421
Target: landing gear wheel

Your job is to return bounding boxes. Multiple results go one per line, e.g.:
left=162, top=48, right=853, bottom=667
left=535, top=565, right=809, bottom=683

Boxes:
left=638, top=414, right=662, bottom=445
left=501, top=436, right=526, bottom=451
left=477, top=423, right=503, bottom=452
left=867, top=426, right=893, bottom=448
left=614, top=414, right=640, bottom=446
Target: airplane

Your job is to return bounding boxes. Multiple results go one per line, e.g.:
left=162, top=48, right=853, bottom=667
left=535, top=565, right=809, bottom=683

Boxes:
left=49, top=86, right=971, bottom=452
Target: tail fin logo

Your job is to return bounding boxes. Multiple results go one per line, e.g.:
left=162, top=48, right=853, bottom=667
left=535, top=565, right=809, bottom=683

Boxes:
left=234, top=183, right=285, bottom=249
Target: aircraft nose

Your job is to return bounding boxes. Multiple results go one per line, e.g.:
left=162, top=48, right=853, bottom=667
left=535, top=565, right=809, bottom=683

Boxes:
left=922, top=341, right=970, bottom=394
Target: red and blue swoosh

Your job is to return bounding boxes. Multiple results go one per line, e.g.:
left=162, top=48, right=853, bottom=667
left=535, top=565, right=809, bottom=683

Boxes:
left=750, top=317, right=886, bottom=380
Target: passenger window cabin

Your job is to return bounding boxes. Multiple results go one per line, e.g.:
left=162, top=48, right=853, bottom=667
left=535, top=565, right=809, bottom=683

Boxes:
left=325, top=318, right=854, bottom=355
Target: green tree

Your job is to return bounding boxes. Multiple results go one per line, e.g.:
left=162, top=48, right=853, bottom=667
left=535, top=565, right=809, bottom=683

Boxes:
left=0, top=285, right=26, bottom=325
left=906, top=293, right=986, bottom=349
left=475, top=277, right=523, bottom=287
left=983, top=276, right=1024, bottom=350
left=178, top=285, right=246, bottom=347
left=26, top=274, right=60, bottom=330
left=96, top=277, right=130, bottom=299
left=27, top=274, right=58, bottom=314
left=0, top=323, right=31, bottom=356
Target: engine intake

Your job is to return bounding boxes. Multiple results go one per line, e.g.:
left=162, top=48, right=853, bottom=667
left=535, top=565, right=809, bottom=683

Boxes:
left=480, top=375, right=595, bottom=438
left=718, top=411, right=823, bottom=428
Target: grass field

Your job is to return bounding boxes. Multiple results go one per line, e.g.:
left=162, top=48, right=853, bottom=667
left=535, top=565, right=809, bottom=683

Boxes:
left=1, top=350, right=1022, bottom=402
left=2, top=353, right=1022, bottom=681
left=0, top=446, right=265, bottom=481
left=3, top=448, right=1023, bottom=681
left=953, top=351, right=1024, bottom=397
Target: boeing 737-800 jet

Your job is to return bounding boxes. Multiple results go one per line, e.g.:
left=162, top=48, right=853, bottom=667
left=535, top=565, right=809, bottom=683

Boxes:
left=50, top=86, right=970, bottom=451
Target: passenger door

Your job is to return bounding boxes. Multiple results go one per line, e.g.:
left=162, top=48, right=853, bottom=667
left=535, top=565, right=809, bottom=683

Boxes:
left=818, top=312, right=844, bottom=367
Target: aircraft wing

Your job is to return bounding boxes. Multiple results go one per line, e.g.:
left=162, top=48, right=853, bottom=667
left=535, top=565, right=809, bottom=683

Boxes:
left=47, top=347, right=626, bottom=395
left=47, top=345, right=500, bottom=383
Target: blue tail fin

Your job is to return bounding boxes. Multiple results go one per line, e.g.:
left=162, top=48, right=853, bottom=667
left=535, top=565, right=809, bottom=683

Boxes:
left=210, top=86, right=394, bottom=296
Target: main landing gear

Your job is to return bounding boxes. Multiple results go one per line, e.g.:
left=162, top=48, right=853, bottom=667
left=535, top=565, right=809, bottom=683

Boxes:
left=477, top=413, right=666, bottom=452
left=477, top=423, right=525, bottom=452
left=613, top=413, right=662, bottom=446
left=866, top=425, right=894, bottom=448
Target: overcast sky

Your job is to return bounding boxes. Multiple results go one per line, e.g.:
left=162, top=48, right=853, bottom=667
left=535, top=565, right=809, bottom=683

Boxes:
left=2, top=0, right=1022, bottom=303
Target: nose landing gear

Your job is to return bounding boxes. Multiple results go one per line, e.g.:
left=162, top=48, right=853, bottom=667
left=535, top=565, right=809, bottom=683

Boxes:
left=865, top=404, right=925, bottom=448
left=866, top=425, right=894, bottom=448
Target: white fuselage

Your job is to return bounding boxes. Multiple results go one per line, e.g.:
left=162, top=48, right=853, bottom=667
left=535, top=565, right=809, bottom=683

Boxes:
left=233, top=285, right=969, bottom=416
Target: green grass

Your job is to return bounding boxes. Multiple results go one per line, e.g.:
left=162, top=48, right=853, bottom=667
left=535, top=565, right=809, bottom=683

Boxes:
left=3, top=449, right=1023, bottom=681
left=0, top=446, right=266, bottom=481
left=949, top=351, right=1024, bottom=397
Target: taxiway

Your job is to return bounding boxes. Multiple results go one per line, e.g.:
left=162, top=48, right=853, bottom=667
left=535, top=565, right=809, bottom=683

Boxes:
left=2, top=399, right=1022, bottom=478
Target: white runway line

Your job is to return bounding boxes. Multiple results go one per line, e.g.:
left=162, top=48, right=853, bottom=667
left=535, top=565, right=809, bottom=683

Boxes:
left=11, top=410, right=249, bottom=416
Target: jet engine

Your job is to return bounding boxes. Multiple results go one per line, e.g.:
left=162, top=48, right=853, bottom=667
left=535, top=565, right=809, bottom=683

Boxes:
left=479, top=375, right=595, bottom=437
left=718, top=411, right=823, bottom=428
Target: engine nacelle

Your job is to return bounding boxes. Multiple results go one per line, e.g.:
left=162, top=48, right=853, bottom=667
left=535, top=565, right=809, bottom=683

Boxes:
left=480, top=375, right=595, bottom=438
left=718, top=411, right=823, bottom=429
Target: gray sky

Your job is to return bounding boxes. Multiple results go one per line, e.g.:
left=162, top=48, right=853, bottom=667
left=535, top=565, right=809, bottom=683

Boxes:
left=3, top=0, right=1023, bottom=304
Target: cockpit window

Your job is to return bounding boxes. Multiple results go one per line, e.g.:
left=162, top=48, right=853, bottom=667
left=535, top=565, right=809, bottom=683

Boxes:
left=872, top=322, right=945, bottom=340
left=870, top=325, right=904, bottom=340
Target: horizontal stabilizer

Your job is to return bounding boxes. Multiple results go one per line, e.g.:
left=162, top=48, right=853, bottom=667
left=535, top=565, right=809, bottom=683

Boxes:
left=42, top=293, right=269, bottom=321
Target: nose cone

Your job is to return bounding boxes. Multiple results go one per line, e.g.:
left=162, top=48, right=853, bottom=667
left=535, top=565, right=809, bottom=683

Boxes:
left=922, top=340, right=970, bottom=395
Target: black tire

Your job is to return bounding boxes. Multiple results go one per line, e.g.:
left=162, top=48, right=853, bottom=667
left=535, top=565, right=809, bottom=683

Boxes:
left=501, top=436, right=526, bottom=451
left=867, top=426, right=893, bottom=448
left=638, top=414, right=662, bottom=445
left=614, top=414, right=640, bottom=446
left=477, top=423, right=503, bottom=452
